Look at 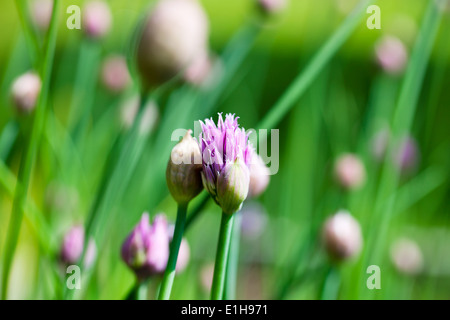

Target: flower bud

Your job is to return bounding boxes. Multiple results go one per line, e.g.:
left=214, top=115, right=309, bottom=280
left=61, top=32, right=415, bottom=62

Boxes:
left=137, top=0, right=209, bottom=88
left=216, top=157, right=250, bottom=215
left=100, top=55, right=131, bottom=93
left=11, top=72, right=41, bottom=114
left=248, top=154, right=270, bottom=198
left=31, top=0, right=53, bottom=31
left=257, top=0, right=287, bottom=15
left=166, top=130, right=203, bottom=204
left=60, top=225, right=97, bottom=268
left=334, top=153, right=366, bottom=190
left=375, top=36, right=408, bottom=75
left=121, top=213, right=170, bottom=280
left=322, top=210, right=363, bottom=261
left=82, top=0, right=112, bottom=39
left=390, top=238, right=423, bottom=275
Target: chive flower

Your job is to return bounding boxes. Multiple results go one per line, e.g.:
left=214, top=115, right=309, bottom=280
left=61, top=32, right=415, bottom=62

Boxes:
left=121, top=213, right=170, bottom=280
left=82, top=0, right=112, bottom=39
left=60, top=225, right=97, bottom=268
left=322, top=210, right=363, bottom=261
left=199, top=113, right=253, bottom=214
left=11, top=72, right=42, bottom=114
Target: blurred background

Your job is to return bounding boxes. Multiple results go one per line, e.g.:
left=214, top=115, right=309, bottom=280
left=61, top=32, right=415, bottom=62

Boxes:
left=0, top=0, right=449, bottom=300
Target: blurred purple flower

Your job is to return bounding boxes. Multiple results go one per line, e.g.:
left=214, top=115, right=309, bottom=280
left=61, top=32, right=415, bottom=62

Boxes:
left=199, top=113, right=253, bottom=214
left=121, top=213, right=170, bottom=280
left=100, top=55, right=131, bottom=93
left=60, top=225, right=97, bottom=268
left=11, top=72, right=41, bottom=114
left=375, top=36, right=408, bottom=75
left=334, top=153, right=366, bottom=190
left=82, top=0, right=112, bottom=39
left=31, top=0, right=53, bottom=31
left=257, top=0, right=287, bottom=14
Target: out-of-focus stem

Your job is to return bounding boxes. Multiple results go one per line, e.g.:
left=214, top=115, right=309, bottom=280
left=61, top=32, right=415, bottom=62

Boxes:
left=211, top=212, right=235, bottom=300
left=158, top=203, right=188, bottom=300
left=1, top=0, right=60, bottom=300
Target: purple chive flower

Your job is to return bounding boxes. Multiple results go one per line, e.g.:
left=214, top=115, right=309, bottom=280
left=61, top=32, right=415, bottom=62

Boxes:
left=11, top=72, right=41, bottom=114
left=82, top=0, right=112, bottom=39
left=199, top=113, right=253, bottom=214
left=121, top=213, right=170, bottom=280
left=375, top=36, right=408, bottom=75
left=60, top=225, right=97, bottom=268
left=100, top=55, right=131, bottom=93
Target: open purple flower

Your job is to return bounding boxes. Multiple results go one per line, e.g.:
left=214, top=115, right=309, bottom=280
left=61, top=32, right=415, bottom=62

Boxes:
left=199, top=113, right=253, bottom=214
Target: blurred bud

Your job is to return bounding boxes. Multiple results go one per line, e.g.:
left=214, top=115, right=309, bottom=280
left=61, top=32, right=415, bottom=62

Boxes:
left=375, top=36, right=408, bottom=75
left=119, top=96, right=159, bottom=135
left=60, top=225, right=97, bottom=268
left=334, top=153, right=366, bottom=190
left=322, top=210, right=363, bottom=261
left=257, top=0, right=287, bottom=14
left=248, top=154, right=270, bottom=198
left=82, top=0, right=112, bottom=39
left=240, top=201, right=268, bottom=240
left=199, top=263, right=215, bottom=293
left=370, top=128, right=390, bottom=163
left=393, top=136, right=419, bottom=175
left=121, top=213, right=170, bottom=280
left=183, top=51, right=213, bottom=87
left=137, top=0, right=209, bottom=88
left=166, top=130, right=203, bottom=204
left=167, top=224, right=191, bottom=273
left=11, top=72, right=41, bottom=114
left=31, top=0, right=53, bottom=31
left=101, top=55, right=131, bottom=93
left=216, top=157, right=250, bottom=214
left=390, top=238, right=423, bottom=275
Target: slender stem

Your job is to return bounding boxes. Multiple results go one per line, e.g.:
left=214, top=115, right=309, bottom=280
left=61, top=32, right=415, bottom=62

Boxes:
left=158, top=203, right=188, bottom=300
left=0, top=0, right=59, bottom=300
left=125, top=280, right=149, bottom=300
left=224, top=211, right=242, bottom=300
left=211, top=212, right=235, bottom=300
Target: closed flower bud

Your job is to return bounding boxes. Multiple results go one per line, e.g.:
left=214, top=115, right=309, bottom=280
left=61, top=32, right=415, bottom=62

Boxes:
left=375, top=36, right=408, bottom=75
left=101, top=55, right=131, bottom=93
left=334, top=153, right=366, bottom=190
left=60, top=225, right=97, bottom=268
left=166, top=130, right=203, bottom=204
left=257, top=0, right=287, bottom=14
left=390, top=238, right=423, bottom=275
left=248, top=154, right=270, bottom=198
left=11, top=72, right=41, bottom=114
left=121, top=213, right=170, bottom=280
left=31, top=0, right=53, bottom=31
left=137, top=0, right=209, bottom=88
left=82, top=0, right=112, bottom=39
left=216, top=157, right=250, bottom=215
left=322, top=210, right=363, bottom=261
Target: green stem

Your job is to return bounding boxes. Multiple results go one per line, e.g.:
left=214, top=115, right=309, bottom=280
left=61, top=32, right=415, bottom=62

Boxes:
left=158, top=203, right=188, bottom=300
left=14, top=0, right=40, bottom=65
left=224, top=211, right=242, bottom=300
left=185, top=192, right=209, bottom=231
left=211, top=212, right=235, bottom=300
left=126, top=280, right=149, bottom=300
left=1, top=0, right=60, bottom=300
